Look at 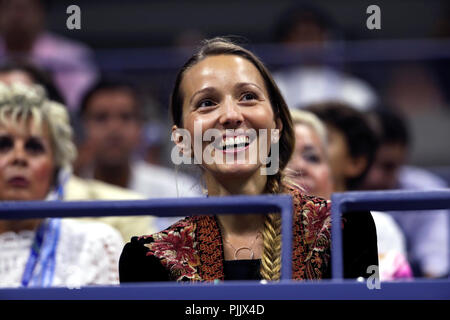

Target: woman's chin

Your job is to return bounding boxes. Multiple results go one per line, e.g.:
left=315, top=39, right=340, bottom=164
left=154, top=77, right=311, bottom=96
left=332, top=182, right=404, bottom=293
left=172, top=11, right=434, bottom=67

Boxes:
left=209, top=162, right=260, bottom=178
left=2, top=195, right=31, bottom=201
left=1, top=190, right=42, bottom=201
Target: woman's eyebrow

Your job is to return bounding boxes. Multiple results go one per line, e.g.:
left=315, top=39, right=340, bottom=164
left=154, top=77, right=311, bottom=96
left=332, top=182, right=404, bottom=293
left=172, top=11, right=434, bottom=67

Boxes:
left=235, top=82, right=264, bottom=92
left=27, top=135, right=47, bottom=145
left=189, top=87, right=217, bottom=105
left=189, top=82, right=264, bottom=105
left=28, top=135, right=44, bottom=141
left=301, top=145, right=319, bottom=153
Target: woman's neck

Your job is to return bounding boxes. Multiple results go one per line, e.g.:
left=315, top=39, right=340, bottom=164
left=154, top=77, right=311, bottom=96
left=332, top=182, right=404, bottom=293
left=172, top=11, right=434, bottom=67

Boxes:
left=204, top=170, right=267, bottom=197
left=0, top=219, right=43, bottom=234
left=205, top=170, right=267, bottom=235
left=217, top=213, right=265, bottom=237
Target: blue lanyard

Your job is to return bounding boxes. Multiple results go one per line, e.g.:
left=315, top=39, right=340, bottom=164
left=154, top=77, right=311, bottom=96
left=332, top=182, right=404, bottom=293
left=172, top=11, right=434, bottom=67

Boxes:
left=21, top=218, right=61, bottom=287
left=56, top=170, right=69, bottom=200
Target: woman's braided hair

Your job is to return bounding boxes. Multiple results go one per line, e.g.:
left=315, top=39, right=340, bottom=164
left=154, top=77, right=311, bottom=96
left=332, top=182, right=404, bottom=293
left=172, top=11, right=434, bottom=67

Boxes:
left=170, top=37, right=295, bottom=280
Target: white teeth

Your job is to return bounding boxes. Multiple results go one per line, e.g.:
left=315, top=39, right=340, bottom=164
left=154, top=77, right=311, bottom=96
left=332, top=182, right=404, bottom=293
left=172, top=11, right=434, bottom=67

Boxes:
left=219, top=136, right=249, bottom=149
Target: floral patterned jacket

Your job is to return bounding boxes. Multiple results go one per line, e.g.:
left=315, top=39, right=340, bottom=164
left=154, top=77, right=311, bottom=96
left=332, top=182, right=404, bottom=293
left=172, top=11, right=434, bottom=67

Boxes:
left=119, top=185, right=337, bottom=282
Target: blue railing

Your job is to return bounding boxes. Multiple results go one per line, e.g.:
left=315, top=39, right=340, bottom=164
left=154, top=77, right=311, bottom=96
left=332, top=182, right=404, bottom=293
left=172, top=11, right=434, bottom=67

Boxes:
left=0, top=195, right=293, bottom=280
left=0, top=190, right=449, bottom=300
left=330, top=189, right=450, bottom=280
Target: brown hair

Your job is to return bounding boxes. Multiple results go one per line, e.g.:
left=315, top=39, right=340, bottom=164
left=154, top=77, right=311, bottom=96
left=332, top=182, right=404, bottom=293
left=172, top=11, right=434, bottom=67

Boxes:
left=304, top=101, right=378, bottom=190
left=169, top=37, right=295, bottom=280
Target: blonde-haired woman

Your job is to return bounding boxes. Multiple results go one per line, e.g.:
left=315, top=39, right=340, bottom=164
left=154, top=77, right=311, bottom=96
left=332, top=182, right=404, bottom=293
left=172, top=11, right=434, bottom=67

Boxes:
left=0, top=82, right=124, bottom=287
left=119, top=38, right=377, bottom=282
left=287, top=109, right=334, bottom=199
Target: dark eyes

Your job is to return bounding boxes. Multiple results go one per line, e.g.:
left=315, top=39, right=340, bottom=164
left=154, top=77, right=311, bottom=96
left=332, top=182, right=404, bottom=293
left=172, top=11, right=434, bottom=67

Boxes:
left=198, top=100, right=216, bottom=109
left=25, top=138, right=46, bottom=154
left=92, top=112, right=108, bottom=123
left=196, top=92, right=258, bottom=109
left=0, top=136, right=13, bottom=152
left=241, top=92, right=257, bottom=101
left=302, top=151, right=322, bottom=164
left=90, top=112, right=136, bottom=123
left=0, top=136, right=46, bottom=154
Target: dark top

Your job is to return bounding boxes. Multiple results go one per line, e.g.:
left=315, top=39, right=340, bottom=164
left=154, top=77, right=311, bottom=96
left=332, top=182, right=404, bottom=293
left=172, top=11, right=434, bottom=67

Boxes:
left=341, top=211, right=379, bottom=279
left=223, top=259, right=262, bottom=281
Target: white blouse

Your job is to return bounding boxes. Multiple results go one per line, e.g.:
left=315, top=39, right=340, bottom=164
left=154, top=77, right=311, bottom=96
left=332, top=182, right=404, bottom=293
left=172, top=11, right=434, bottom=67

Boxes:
left=0, top=218, right=124, bottom=288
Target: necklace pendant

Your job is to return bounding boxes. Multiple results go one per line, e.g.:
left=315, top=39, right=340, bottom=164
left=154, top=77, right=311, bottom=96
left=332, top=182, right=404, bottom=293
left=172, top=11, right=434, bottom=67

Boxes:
left=234, top=247, right=255, bottom=260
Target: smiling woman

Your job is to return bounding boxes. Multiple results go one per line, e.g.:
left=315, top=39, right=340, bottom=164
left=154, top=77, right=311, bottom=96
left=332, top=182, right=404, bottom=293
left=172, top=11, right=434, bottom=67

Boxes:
left=176, top=54, right=283, bottom=181
left=119, top=37, right=378, bottom=282
left=0, top=82, right=124, bottom=288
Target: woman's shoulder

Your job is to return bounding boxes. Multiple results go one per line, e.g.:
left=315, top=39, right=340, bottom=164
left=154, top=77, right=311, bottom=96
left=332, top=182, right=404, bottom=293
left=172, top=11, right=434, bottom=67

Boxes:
left=282, top=183, right=331, bottom=235
left=120, top=216, right=200, bottom=282
left=127, top=216, right=195, bottom=246
left=282, top=183, right=330, bottom=211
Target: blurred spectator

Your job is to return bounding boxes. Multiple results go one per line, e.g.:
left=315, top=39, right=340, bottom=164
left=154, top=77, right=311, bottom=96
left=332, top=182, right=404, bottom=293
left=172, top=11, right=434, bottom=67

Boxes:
left=386, top=63, right=447, bottom=115
left=0, top=82, right=123, bottom=287
left=0, top=61, right=157, bottom=242
left=0, top=61, right=65, bottom=104
left=288, top=108, right=412, bottom=281
left=173, top=29, right=206, bottom=56
left=286, top=109, right=334, bottom=199
left=362, top=108, right=449, bottom=278
left=141, top=120, right=166, bottom=166
left=0, top=0, right=98, bottom=111
left=431, top=3, right=450, bottom=105
left=273, top=3, right=377, bottom=111
left=304, top=101, right=378, bottom=192
left=77, top=79, right=202, bottom=231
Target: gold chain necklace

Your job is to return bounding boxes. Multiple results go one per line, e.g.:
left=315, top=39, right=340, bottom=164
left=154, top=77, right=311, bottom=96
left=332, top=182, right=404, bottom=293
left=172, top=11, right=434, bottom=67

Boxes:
left=223, top=233, right=260, bottom=260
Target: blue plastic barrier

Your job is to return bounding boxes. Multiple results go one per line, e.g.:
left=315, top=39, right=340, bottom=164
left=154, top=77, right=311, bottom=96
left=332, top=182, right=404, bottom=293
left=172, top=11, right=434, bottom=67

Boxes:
left=0, top=194, right=293, bottom=279
left=330, top=189, right=450, bottom=280
left=0, top=190, right=449, bottom=300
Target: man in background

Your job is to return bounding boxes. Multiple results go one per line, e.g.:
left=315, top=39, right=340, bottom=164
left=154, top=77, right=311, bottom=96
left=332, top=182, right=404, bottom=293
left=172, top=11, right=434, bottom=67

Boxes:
left=77, top=79, right=202, bottom=231
left=362, top=108, right=449, bottom=278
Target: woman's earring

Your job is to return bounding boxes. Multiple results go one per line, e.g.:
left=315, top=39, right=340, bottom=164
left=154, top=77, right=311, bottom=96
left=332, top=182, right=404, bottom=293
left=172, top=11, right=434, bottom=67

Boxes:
left=271, top=129, right=281, bottom=144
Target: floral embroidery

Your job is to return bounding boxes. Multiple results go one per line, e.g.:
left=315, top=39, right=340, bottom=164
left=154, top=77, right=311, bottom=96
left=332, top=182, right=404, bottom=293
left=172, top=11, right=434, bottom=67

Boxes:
left=144, top=219, right=201, bottom=281
left=288, top=185, right=331, bottom=280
